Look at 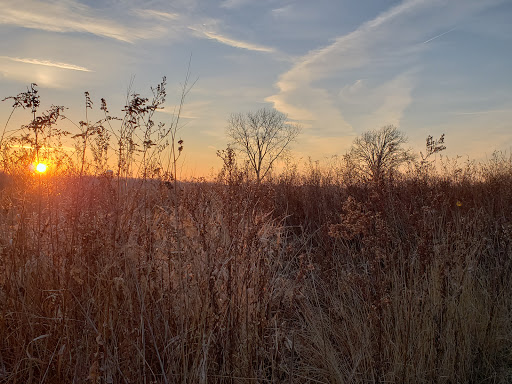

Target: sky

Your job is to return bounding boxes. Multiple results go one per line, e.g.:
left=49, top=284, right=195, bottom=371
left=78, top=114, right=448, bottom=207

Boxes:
left=0, top=0, right=511, bottom=177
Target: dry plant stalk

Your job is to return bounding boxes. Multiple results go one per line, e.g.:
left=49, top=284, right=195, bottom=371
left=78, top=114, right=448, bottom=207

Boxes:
left=0, top=82, right=511, bottom=383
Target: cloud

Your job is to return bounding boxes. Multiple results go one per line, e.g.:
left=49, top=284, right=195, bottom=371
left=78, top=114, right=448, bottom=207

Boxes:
left=132, top=6, right=278, bottom=54
left=156, top=100, right=213, bottom=120
left=188, top=26, right=275, bottom=53
left=354, top=72, right=416, bottom=130
left=0, top=0, right=281, bottom=58
left=0, top=56, right=92, bottom=72
left=453, top=109, right=511, bottom=116
left=0, top=0, right=164, bottom=43
left=338, top=79, right=365, bottom=101
left=0, top=61, right=74, bottom=88
left=133, top=9, right=180, bottom=21
left=338, top=72, right=416, bottom=128
left=271, top=5, right=293, bottom=17
left=266, top=0, right=504, bottom=141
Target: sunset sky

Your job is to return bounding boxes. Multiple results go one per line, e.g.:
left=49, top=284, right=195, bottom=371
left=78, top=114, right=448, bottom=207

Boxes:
left=0, top=0, right=511, bottom=176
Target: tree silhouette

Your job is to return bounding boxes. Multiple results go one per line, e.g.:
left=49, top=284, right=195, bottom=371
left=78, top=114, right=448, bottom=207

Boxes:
left=347, top=125, right=414, bottom=183
left=227, top=108, right=300, bottom=182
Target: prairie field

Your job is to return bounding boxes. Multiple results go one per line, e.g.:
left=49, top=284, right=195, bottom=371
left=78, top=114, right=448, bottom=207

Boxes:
left=1, top=152, right=512, bottom=384
left=0, top=83, right=512, bottom=384
left=1, top=0, right=511, bottom=382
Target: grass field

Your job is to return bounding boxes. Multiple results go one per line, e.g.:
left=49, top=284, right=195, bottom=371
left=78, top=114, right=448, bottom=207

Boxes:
left=1, top=152, right=512, bottom=383
left=0, top=83, right=511, bottom=383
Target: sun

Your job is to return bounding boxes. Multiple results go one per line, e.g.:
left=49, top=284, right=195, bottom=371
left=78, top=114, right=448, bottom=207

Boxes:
left=35, top=163, right=48, bottom=173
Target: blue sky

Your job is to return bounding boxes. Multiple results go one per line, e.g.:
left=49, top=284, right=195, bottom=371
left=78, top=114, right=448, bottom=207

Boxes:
left=0, top=0, right=511, bottom=176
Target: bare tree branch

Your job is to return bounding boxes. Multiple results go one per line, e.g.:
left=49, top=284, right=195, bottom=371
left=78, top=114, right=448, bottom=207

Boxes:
left=226, top=108, right=300, bottom=182
left=347, top=125, right=414, bottom=183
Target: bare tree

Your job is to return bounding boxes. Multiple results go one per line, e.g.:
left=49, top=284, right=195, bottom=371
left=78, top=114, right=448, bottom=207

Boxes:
left=347, top=125, right=414, bottom=183
left=227, top=108, right=300, bottom=182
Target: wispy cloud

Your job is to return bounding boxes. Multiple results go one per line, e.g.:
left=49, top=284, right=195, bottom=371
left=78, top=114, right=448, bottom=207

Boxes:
left=271, top=5, right=294, bottom=18
left=155, top=100, right=215, bottom=121
left=0, top=56, right=92, bottom=72
left=266, top=0, right=503, bottom=143
left=265, top=1, right=426, bottom=137
left=133, top=9, right=180, bottom=21
left=188, top=26, right=275, bottom=53
left=0, top=0, right=163, bottom=43
left=347, top=72, right=417, bottom=130
left=454, top=109, right=511, bottom=115
left=132, top=7, right=278, bottom=54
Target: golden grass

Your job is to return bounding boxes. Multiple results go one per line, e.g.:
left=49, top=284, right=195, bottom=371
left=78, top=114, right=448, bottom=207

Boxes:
left=1, top=82, right=511, bottom=383
left=0, top=159, right=511, bottom=383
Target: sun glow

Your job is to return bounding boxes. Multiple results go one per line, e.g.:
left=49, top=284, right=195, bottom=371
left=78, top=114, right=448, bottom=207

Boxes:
left=35, top=163, right=48, bottom=173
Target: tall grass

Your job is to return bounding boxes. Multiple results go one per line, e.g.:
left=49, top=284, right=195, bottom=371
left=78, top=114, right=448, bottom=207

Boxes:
left=0, top=83, right=511, bottom=383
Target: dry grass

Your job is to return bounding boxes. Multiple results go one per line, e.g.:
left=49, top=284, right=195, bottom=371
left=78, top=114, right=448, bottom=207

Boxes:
left=1, top=83, right=512, bottom=383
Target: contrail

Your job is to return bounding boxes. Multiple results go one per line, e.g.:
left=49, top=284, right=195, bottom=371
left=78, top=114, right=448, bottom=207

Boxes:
left=0, top=56, right=92, bottom=72
left=423, top=27, right=456, bottom=44
left=454, top=109, right=510, bottom=116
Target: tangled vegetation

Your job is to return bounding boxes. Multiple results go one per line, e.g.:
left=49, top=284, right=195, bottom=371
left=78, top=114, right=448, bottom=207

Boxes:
left=0, top=81, right=511, bottom=383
